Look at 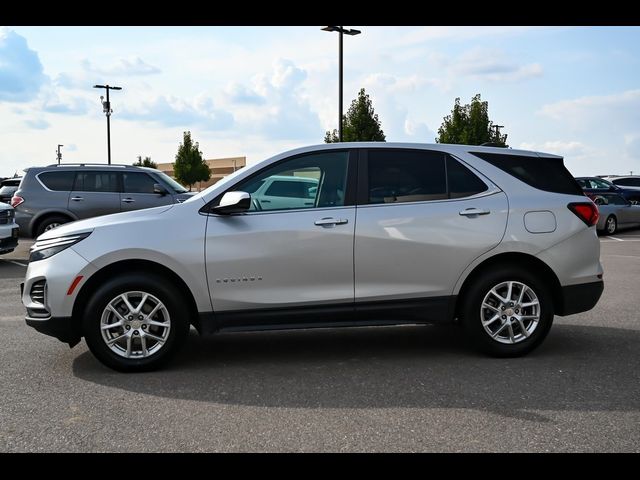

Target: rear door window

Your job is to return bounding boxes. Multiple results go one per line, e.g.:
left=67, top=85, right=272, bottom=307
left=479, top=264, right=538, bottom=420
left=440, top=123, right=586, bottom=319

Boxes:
left=73, top=171, right=120, bottom=192
left=446, top=156, right=488, bottom=198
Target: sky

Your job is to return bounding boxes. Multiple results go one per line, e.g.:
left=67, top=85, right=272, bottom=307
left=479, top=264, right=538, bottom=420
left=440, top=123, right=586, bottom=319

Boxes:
left=1, top=26, right=639, bottom=178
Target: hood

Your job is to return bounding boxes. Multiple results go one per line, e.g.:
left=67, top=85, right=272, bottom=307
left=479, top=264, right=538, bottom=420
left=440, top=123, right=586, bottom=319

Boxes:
left=37, top=203, right=176, bottom=241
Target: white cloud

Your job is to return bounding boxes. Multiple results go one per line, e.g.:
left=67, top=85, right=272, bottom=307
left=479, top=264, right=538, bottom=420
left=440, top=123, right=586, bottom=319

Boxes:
left=394, top=26, right=548, bottom=46
left=518, top=140, right=592, bottom=157
left=624, top=134, right=640, bottom=161
left=452, top=48, right=543, bottom=82
left=0, top=27, right=47, bottom=102
left=24, top=118, right=49, bottom=129
left=539, top=89, right=640, bottom=126
left=81, top=56, right=161, bottom=76
left=363, top=73, right=445, bottom=93
left=222, top=59, right=322, bottom=141
left=119, top=94, right=234, bottom=131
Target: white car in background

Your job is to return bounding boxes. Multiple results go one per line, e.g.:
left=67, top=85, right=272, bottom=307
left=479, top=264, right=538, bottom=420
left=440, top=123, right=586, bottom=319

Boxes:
left=0, top=203, right=19, bottom=255
left=246, top=175, right=320, bottom=211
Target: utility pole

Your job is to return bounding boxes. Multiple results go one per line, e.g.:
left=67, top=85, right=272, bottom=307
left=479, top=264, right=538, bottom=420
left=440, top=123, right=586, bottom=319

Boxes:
left=93, top=84, right=123, bottom=164
left=56, top=144, right=63, bottom=165
left=492, top=124, right=504, bottom=140
left=321, top=26, right=362, bottom=142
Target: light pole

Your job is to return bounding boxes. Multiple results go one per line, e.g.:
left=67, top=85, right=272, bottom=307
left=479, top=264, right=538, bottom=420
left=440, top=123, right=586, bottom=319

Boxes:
left=56, top=144, right=63, bottom=165
left=93, top=84, right=122, bottom=164
left=321, top=26, right=361, bottom=142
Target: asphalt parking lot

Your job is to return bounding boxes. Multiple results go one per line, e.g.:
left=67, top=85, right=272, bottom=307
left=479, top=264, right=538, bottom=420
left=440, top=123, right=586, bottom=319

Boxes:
left=1, top=234, right=639, bottom=452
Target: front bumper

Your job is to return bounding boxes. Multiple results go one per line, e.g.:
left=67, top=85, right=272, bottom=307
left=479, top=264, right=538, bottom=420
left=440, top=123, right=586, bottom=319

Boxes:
left=25, top=315, right=79, bottom=346
left=21, top=247, right=96, bottom=322
left=556, top=280, right=604, bottom=316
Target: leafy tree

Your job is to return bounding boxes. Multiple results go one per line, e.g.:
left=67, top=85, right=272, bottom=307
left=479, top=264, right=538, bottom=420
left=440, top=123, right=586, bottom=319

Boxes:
left=133, top=155, right=157, bottom=169
left=173, top=131, right=211, bottom=191
left=436, top=94, right=508, bottom=146
left=325, top=88, right=386, bottom=143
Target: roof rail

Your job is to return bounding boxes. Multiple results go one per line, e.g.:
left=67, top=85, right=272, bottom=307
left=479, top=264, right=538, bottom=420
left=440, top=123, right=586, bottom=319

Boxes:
left=479, top=142, right=506, bottom=147
left=45, top=163, right=130, bottom=168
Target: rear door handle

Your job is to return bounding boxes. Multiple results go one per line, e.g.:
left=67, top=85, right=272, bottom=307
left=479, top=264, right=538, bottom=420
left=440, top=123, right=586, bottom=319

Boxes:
left=314, top=217, right=348, bottom=226
left=70, top=196, right=83, bottom=201
left=459, top=208, right=490, bottom=216
left=121, top=198, right=135, bottom=203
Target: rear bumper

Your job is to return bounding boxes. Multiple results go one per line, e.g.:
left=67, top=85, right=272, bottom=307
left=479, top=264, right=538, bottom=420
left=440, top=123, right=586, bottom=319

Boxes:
left=0, top=226, right=19, bottom=252
left=25, top=315, right=80, bottom=347
left=557, top=280, right=604, bottom=316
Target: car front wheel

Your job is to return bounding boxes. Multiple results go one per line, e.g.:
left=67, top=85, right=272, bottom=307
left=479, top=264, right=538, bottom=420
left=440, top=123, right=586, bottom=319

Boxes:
left=82, top=273, right=190, bottom=372
left=460, top=267, right=554, bottom=357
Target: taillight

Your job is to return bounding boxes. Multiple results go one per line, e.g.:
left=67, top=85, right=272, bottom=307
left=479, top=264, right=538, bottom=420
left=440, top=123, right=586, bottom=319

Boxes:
left=568, top=202, right=599, bottom=227
left=10, top=195, right=24, bottom=208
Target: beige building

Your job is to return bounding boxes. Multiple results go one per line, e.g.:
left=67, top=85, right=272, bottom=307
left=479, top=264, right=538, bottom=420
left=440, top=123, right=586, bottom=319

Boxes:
left=157, top=156, right=246, bottom=191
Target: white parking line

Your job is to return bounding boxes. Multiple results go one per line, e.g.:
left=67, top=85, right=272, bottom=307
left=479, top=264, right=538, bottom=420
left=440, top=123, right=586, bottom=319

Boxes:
left=601, top=239, right=640, bottom=242
left=0, top=259, right=28, bottom=267
left=606, top=236, right=624, bottom=241
left=604, top=254, right=640, bottom=259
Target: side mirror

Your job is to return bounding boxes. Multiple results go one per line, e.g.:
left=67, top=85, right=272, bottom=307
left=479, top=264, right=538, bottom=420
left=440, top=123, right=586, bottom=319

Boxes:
left=593, top=196, right=606, bottom=206
left=153, top=183, right=168, bottom=196
left=211, top=191, right=251, bottom=215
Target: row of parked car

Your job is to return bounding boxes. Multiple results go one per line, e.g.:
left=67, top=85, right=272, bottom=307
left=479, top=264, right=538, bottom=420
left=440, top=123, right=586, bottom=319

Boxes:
left=575, top=176, right=640, bottom=234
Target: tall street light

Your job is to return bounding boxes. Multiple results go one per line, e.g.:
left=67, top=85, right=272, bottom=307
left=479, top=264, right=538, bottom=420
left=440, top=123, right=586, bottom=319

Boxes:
left=321, top=26, right=361, bottom=142
left=93, top=84, right=122, bottom=165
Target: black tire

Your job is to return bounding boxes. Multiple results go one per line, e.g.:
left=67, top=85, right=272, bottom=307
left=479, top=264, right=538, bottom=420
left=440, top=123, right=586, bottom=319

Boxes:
left=460, top=266, right=554, bottom=357
left=605, top=215, right=617, bottom=235
left=82, top=273, right=190, bottom=372
left=35, top=215, right=71, bottom=237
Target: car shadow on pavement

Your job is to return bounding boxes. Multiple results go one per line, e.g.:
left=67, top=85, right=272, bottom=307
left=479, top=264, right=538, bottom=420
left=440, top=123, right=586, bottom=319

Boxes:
left=72, top=323, right=639, bottom=422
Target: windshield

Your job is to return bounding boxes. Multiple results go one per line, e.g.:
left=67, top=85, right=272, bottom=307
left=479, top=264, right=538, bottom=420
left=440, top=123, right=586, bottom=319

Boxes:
left=153, top=171, right=189, bottom=193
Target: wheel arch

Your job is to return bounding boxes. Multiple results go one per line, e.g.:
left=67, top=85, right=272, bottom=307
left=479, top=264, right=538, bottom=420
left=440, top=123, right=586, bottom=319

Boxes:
left=455, top=252, right=563, bottom=319
left=32, top=210, right=77, bottom=237
left=71, top=259, right=201, bottom=338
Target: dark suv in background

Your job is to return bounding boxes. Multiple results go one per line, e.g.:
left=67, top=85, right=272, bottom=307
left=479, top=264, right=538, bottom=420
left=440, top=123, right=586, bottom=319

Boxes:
left=574, top=177, right=640, bottom=204
left=0, top=177, right=22, bottom=204
left=12, top=164, right=193, bottom=238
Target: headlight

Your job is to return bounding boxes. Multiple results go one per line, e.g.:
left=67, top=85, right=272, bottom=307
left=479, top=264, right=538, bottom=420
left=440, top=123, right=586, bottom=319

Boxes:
left=29, top=232, right=92, bottom=262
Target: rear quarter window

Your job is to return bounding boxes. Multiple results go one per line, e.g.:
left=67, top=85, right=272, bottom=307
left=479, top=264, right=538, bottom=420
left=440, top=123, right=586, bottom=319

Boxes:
left=38, top=171, right=76, bottom=191
left=470, top=152, right=583, bottom=195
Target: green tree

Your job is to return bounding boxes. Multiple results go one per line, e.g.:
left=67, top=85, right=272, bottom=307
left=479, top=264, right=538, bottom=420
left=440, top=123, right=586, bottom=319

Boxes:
left=325, top=88, right=386, bottom=143
left=173, top=131, right=211, bottom=191
left=436, top=94, right=508, bottom=146
left=133, top=155, right=157, bottom=169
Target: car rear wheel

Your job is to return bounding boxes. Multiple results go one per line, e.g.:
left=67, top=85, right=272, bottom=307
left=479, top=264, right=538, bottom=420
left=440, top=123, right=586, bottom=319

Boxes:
left=605, top=215, right=617, bottom=235
left=460, top=267, right=554, bottom=357
left=82, top=273, right=189, bottom=372
left=35, top=215, right=71, bottom=237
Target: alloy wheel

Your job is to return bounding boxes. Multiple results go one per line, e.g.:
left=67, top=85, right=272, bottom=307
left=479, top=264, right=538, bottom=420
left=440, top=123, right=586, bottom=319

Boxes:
left=100, top=291, right=171, bottom=358
left=480, top=281, right=540, bottom=344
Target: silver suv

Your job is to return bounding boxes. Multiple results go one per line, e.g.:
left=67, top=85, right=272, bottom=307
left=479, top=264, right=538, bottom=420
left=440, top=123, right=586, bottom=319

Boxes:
left=12, top=164, right=193, bottom=238
left=22, top=143, right=604, bottom=371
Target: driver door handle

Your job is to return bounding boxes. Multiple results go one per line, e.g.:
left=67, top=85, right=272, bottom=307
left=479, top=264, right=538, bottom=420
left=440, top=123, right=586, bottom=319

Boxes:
left=70, top=196, right=83, bottom=201
left=314, top=217, right=348, bottom=226
left=459, top=208, right=490, bottom=216
left=121, top=198, right=135, bottom=203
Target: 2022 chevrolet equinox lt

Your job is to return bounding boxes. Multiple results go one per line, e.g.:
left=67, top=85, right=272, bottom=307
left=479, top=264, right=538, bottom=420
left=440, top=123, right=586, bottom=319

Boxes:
left=22, top=143, right=604, bottom=371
